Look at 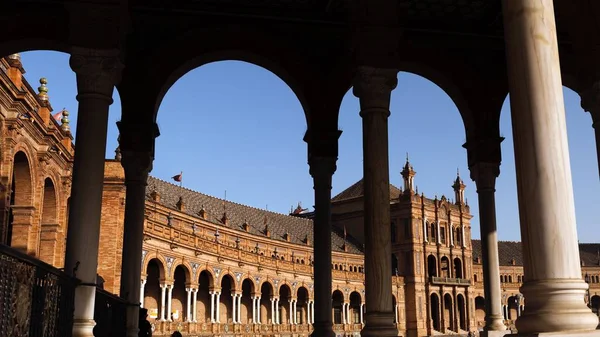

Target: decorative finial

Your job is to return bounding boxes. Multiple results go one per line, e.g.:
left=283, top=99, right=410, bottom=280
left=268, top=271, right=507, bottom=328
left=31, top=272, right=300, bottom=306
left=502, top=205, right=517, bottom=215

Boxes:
left=38, top=78, right=49, bottom=101
left=8, top=53, right=20, bottom=61
left=457, top=167, right=460, bottom=177
left=60, top=109, right=70, bottom=133
left=406, top=152, right=409, bottom=162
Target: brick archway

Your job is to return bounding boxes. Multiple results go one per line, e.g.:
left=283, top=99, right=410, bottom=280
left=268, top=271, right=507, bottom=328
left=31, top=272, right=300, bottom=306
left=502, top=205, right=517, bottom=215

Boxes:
left=38, top=177, right=59, bottom=264
left=8, top=151, right=34, bottom=253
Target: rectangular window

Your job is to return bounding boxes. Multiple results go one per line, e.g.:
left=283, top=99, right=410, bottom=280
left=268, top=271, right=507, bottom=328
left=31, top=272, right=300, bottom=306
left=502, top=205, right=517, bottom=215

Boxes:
left=440, top=226, right=446, bottom=244
left=404, top=218, right=411, bottom=239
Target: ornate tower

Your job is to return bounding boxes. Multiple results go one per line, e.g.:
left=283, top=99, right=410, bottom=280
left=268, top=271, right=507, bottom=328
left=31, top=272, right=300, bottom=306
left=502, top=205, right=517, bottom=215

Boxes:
left=401, top=153, right=416, bottom=193
left=452, top=169, right=466, bottom=205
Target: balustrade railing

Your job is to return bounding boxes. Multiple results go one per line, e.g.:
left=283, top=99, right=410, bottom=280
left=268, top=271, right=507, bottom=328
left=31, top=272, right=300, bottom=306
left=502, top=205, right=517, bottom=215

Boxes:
left=147, top=321, right=365, bottom=336
left=94, top=287, right=127, bottom=337
left=430, top=276, right=471, bottom=286
left=0, top=243, right=77, bottom=337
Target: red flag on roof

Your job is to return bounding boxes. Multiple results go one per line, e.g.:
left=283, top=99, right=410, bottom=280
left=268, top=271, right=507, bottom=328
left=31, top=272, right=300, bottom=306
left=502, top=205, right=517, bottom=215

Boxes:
left=172, top=172, right=182, bottom=182
left=53, top=110, right=63, bottom=121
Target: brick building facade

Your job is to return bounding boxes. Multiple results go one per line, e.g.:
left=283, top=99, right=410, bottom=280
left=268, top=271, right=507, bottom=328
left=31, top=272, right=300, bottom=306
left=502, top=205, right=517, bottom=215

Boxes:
left=2, top=54, right=600, bottom=336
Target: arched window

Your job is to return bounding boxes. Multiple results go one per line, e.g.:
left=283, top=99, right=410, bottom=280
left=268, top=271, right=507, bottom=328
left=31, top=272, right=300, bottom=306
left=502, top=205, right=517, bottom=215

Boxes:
left=430, top=223, right=437, bottom=242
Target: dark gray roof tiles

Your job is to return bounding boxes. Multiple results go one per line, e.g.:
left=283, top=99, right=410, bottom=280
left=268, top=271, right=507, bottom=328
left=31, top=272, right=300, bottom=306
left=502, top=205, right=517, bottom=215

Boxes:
left=472, top=240, right=600, bottom=267
left=146, top=176, right=363, bottom=254
left=332, top=178, right=402, bottom=202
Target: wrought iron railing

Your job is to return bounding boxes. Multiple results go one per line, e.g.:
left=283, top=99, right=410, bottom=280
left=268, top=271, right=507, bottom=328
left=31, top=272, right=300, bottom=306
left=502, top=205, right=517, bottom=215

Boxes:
left=94, top=288, right=127, bottom=337
left=0, top=243, right=77, bottom=337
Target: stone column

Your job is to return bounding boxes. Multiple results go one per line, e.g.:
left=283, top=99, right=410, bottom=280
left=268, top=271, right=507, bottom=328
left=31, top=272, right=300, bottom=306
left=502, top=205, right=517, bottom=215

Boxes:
left=502, top=0, right=600, bottom=333
left=119, top=147, right=154, bottom=337
left=581, top=82, right=600, bottom=179
left=275, top=298, right=280, bottom=324
left=232, top=293, right=237, bottom=323
left=167, top=285, right=173, bottom=321
left=140, top=279, right=146, bottom=308
left=306, top=300, right=311, bottom=324
left=307, top=142, right=338, bottom=337
left=192, top=289, right=198, bottom=322
left=360, top=303, right=364, bottom=324
left=353, top=66, right=398, bottom=337
left=160, top=284, right=167, bottom=321
left=210, top=291, right=215, bottom=323
left=64, top=48, right=122, bottom=337
left=252, top=297, right=257, bottom=323
left=271, top=298, right=275, bottom=324
left=469, top=162, right=506, bottom=334
left=186, top=288, right=192, bottom=322
left=257, top=296, right=262, bottom=324
left=238, top=294, right=243, bottom=323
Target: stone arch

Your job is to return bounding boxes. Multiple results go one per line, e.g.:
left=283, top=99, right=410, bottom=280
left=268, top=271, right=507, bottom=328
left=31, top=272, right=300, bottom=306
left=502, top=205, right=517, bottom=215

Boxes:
left=440, top=256, right=450, bottom=278
left=475, top=296, right=485, bottom=327
left=349, top=291, right=362, bottom=325
left=258, top=279, right=276, bottom=295
left=278, top=283, right=292, bottom=324
left=8, top=150, right=35, bottom=251
left=430, top=292, right=441, bottom=332
left=296, top=286, right=309, bottom=324
left=219, top=274, right=235, bottom=323
left=260, top=281, right=275, bottom=324
left=38, top=177, right=59, bottom=264
left=332, top=290, right=344, bottom=324
left=143, top=258, right=165, bottom=319
left=427, top=255, right=437, bottom=278
left=457, top=293, right=467, bottom=331
left=170, top=260, right=192, bottom=282
left=443, top=293, right=454, bottom=331
left=142, top=253, right=167, bottom=279
left=196, top=267, right=216, bottom=289
left=217, top=271, right=238, bottom=292
left=240, top=278, right=255, bottom=324
left=453, top=257, right=463, bottom=279
left=142, top=29, right=315, bottom=124
left=196, top=270, right=214, bottom=323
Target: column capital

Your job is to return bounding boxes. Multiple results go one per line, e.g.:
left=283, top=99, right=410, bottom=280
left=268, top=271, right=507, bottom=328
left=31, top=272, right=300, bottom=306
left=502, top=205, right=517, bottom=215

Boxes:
left=308, top=156, right=337, bottom=180
left=120, top=150, right=153, bottom=185
left=462, top=136, right=504, bottom=168
left=352, top=66, right=398, bottom=112
left=580, top=81, right=600, bottom=127
left=469, top=162, right=500, bottom=192
left=69, top=47, right=123, bottom=100
left=304, top=129, right=342, bottom=159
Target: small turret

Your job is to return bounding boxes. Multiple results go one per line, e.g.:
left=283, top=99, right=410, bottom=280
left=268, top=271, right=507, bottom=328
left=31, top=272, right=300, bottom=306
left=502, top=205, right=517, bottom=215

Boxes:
left=401, top=153, right=416, bottom=193
left=452, top=168, right=466, bottom=205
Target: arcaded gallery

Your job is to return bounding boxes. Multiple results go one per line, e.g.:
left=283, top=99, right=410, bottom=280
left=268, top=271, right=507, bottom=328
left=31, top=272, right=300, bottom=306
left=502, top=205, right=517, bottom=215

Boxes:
left=2, top=1, right=600, bottom=337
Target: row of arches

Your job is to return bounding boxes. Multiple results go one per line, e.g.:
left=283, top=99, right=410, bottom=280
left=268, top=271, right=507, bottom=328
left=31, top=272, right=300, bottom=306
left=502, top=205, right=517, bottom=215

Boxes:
left=5, top=150, right=67, bottom=265
left=429, top=292, right=468, bottom=333
left=427, top=255, right=464, bottom=279
left=143, top=258, right=323, bottom=324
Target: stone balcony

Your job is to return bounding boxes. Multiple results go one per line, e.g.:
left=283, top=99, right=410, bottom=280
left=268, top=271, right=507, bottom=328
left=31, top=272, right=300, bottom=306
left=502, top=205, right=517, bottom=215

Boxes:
left=430, top=276, right=471, bottom=286
left=149, top=321, right=369, bottom=336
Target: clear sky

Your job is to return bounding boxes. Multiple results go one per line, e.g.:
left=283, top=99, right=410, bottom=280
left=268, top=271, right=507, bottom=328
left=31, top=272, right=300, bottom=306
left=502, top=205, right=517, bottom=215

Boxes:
left=16, top=51, right=600, bottom=243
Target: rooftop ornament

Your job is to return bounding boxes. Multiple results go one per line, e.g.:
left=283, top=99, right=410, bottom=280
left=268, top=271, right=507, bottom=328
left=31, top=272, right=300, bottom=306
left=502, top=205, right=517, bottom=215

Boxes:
left=38, top=78, right=49, bottom=101
left=60, top=109, right=71, bottom=133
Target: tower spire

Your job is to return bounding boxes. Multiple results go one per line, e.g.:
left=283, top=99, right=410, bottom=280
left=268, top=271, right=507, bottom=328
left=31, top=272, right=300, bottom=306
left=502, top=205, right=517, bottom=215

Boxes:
left=452, top=168, right=466, bottom=205
left=401, top=153, right=416, bottom=194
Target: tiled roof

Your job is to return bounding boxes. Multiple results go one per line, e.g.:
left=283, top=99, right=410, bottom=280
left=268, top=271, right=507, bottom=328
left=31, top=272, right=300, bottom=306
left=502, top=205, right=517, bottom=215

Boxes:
left=332, top=178, right=402, bottom=202
left=146, top=176, right=363, bottom=254
left=472, top=240, right=600, bottom=266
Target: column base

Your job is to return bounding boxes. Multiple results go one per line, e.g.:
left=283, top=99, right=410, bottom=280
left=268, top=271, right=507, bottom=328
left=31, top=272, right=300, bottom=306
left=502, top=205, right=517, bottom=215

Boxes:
left=506, top=331, right=600, bottom=337
left=481, top=331, right=510, bottom=337
left=361, top=311, right=398, bottom=337
left=486, top=313, right=508, bottom=331
left=72, top=319, right=96, bottom=337
left=310, top=321, right=335, bottom=337
left=517, top=280, right=599, bottom=333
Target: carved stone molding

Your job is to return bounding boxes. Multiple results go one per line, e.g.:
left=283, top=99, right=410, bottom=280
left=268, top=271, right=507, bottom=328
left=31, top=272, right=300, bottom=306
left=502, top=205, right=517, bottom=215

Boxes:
left=308, top=156, right=337, bottom=181
left=69, top=47, right=123, bottom=100
left=352, top=66, right=398, bottom=112
left=120, top=150, right=153, bottom=184
left=468, top=162, right=500, bottom=192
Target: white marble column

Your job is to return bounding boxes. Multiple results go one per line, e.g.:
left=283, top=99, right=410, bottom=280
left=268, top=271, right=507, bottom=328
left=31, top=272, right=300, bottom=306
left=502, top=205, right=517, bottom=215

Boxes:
left=238, top=294, right=243, bottom=323
left=461, top=225, right=466, bottom=248
left=232, top=293, right=237, bottom=323
left=160, top=284, right=167, bottom=321
left=423, top=217, right=428, bottom=243
left=360, top=303, right=364, bottom=324
left=63, top=48, right=122, bottom=337
left=354, top=66, right=398, bottom=337
left=306, top=142, right=339, bottom=337
left=293, top=300, right=297, bottom=324
left=311, top=301, right=315, bottom=324
left=449, top=219, right=454, bottom=247
left=394, top=304, right=398, bottom=324
left=140, top=279, right=146, bottom=308
left=307, top=300, right=311, bottom=324
left=275, top=298, right=280, bottom=324
left=502, top=0, right=600, bottom=334
left=469, top=162, right=506, bottom=333
left=186, top=288, right=192, bottom=322
left=167, top=285, right=173, bottom=321
left=118, top=132, right=156, bottom=337
left=436, top=221, right=441, bottom=245
left=257, top=296, right=262, bottom=324
left=192, top=289, right=198, bottom=322
left=252, top=297, right=257, bottom=323
left=271, top=298, right=275, bottom=324
left=215, top=292, right=221, bottom=323
left=209, top=291, right=216, bottom=323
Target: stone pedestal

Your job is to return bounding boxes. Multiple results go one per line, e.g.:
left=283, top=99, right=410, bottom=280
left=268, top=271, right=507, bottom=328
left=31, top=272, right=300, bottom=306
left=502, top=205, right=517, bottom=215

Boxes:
left=502, top=0, right=599, bottom=334
left=353, top=66, right=398, bottom=337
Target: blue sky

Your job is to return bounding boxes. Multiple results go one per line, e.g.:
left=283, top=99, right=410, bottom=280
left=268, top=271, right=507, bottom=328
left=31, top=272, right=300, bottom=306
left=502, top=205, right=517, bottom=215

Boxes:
left=17, top=51, right=600, bottom=242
